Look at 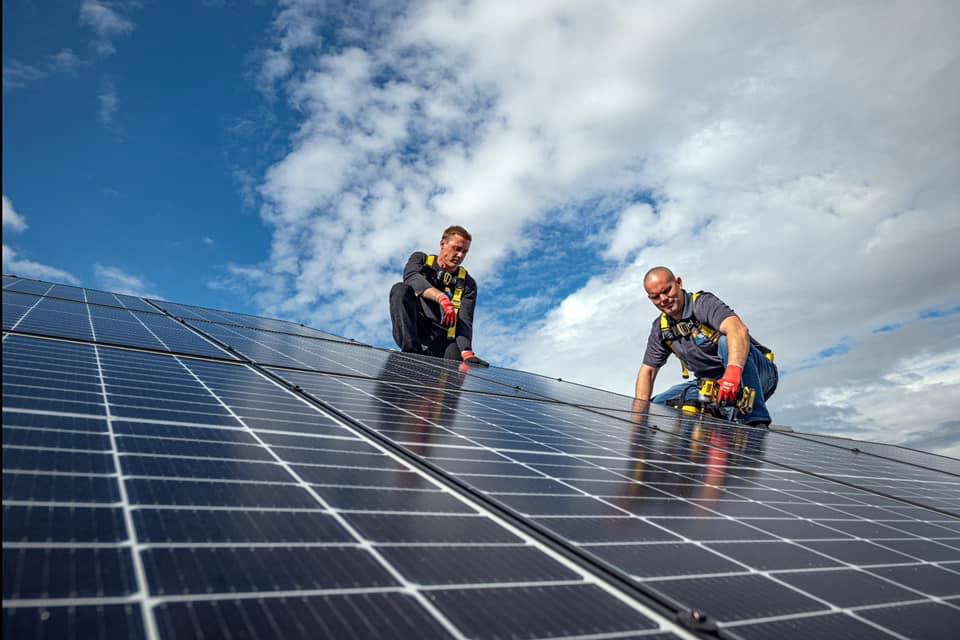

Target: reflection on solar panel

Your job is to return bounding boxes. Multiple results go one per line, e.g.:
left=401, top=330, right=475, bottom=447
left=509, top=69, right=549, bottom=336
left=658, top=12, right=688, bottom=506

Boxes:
left=4, top=275, right=959, bottom=640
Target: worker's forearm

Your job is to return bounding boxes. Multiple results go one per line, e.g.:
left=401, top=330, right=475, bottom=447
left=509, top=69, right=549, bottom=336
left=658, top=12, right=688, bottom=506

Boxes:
left=725, top=327, right=750, bottom=369
left=634, top=368, right=655, bottom=401
left=421, top=287, right=443, bottom=302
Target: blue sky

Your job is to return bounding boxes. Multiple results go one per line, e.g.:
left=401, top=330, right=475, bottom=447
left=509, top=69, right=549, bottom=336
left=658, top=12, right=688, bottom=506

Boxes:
left=4, top=1, right=960, bottom=455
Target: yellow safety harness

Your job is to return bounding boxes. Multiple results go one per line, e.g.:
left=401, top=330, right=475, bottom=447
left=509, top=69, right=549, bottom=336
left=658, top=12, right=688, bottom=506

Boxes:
left=425, top=255, right=468, bottom=338
left=660, top=291, right=774, bottom=379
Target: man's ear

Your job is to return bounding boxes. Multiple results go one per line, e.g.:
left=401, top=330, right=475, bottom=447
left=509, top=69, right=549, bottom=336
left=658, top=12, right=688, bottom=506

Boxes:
left=676, top=276, right=683, bottom=289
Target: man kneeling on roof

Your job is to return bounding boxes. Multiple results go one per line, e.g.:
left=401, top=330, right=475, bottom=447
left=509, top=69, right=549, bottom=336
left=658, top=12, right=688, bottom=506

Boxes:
left=634, top=266, right=777, bottom=426
left=389, top=225, right=489, bottom=367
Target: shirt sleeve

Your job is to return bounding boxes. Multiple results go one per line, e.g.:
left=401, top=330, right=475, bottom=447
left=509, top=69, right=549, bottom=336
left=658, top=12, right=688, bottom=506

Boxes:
left=641, top=318, right=670, bottom=369
left=402, top=252, right=433, bottom=295
left=455, top=274, right=477, bottom=352
left=693, top=292, right=736, bottom=331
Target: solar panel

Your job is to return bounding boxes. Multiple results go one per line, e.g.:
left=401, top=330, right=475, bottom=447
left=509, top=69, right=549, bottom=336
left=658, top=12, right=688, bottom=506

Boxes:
left=4, top=276, right=157, bottom=312
left=186, top=320, right=548, bottom=399
left=4, top=275, right=959, bottom=640
left=591, top=406, right=960, bottom=517
left=2, top=333, right=690, bottom=639
left=267, top=371, right=960, bottom=635
left=150, top=299, right=359, bottom=344
left=3, top=292, right=233, bottom=359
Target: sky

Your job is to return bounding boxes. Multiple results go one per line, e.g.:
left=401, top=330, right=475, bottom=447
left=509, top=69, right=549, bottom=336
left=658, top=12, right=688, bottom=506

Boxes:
left=4, top=0, right=960, bottom=456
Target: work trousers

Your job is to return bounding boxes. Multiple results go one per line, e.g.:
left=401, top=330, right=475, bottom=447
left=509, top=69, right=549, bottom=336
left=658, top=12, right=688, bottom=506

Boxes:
left=389, top=283, right=462, bottom=360
left=652, top=335, right=778, bottom=426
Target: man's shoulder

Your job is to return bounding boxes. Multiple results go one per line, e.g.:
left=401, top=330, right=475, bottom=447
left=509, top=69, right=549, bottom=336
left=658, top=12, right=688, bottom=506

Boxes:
left=692, top=290, right=727, bottom=309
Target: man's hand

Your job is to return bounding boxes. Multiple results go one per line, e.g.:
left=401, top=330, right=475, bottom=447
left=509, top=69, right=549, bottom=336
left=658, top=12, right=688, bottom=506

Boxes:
left=461, top=351, right=489, bottom=367
left=716, top=364, right=743, bottom=405
left=436, top=293, right=457, bottom=327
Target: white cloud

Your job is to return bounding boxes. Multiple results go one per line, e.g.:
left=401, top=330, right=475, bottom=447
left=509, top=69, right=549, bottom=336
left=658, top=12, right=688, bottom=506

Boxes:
left=236, top=1, right=960, bottom=453
left=80, top=0, right=135, bottom=56
left=3, top=195, right=29, bottom=232
left=48, top=48, right=87, bottom=73
left=3, top=60, right=47, bottom=92
left=202, top=236, right=215, bottom=247
left=93, top=264, right=161, bottom=298
left=98, top=80, right=118, bottom=125
left=2, top=194, right=79, bottom=284
left=3, top=246, right=81, bottom=285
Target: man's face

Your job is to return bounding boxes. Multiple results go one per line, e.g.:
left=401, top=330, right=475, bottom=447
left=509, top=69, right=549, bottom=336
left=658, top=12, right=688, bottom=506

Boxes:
left=438, top=234, right=470, bottom=271
left=645, top=275, right=684, bottom=316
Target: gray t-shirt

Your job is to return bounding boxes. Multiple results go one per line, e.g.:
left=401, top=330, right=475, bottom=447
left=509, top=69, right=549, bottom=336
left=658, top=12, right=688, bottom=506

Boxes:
left=642, top=290, right=736, bottom=379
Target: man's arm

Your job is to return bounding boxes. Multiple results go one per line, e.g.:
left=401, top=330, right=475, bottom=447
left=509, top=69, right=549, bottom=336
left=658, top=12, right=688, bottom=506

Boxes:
left=454, top=276, right=476, bottom=352
left=716, top=314, right=750, bottom=404
left=402, top=252, right=434, bottom=296
left=402, top=252, right=450, bottom=305
left=634, top=364, right=659, bottom=401
left=718, top=315, right=750, bottom=369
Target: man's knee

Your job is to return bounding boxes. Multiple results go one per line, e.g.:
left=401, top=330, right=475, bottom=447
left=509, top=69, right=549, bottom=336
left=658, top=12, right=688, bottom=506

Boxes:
left=390, top=282, right=415, bottom=305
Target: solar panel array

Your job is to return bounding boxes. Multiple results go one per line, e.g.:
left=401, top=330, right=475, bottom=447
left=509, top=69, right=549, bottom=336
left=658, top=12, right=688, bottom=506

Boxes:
left=4, top=274, right=959, bottom=640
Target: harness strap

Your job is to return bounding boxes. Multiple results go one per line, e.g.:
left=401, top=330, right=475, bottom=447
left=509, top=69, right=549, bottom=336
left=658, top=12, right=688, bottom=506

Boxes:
left=660, top=291, right=718, bottom=379
left=425, top=255, right=468, bottom=338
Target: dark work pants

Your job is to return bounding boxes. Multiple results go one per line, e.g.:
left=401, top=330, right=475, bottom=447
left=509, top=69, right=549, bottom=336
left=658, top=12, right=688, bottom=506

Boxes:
left=389, top=283, right=462, bottom=360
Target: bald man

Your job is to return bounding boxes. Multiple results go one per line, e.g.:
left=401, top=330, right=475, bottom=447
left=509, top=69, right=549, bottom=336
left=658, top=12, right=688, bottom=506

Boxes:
left=634, top=266, right=778, bottom=426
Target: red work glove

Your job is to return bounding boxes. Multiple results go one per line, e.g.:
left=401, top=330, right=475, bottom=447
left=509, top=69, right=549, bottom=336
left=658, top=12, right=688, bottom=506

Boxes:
left=716, top=364, right=743, bottom=405
left=435, top=293, right=457, bottom=327
left=461, top=351, right=490, bottom=367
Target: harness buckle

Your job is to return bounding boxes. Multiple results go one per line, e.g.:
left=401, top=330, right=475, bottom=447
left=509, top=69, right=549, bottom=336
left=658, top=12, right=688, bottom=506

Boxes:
left=674, top=321, right=694, bottom=337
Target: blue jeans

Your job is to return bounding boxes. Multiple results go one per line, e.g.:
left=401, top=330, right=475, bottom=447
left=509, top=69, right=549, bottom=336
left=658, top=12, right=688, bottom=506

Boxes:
left=652, top=336, right=778, bottom=425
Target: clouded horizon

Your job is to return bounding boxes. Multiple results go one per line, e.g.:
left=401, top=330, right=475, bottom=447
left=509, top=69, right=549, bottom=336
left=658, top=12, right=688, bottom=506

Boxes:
left=4, top=0, right=959, bottom=456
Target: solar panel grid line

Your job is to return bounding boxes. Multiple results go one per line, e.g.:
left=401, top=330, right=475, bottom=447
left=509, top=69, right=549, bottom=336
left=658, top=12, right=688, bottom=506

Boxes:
left=169, top=353, right=693, bottom=639
left=3, top=287, right=51, bottom=332
left=721, top=609, right=912, bottom=640
left=272, top=372, right=960, bottom=632
left=89, top=343, right=159, bottom=640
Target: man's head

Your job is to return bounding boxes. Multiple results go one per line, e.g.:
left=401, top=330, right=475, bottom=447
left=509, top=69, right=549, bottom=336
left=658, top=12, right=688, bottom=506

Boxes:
left=438, top=225, right=471, bottom=272
left=644, top=266, right=684, bottom=318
